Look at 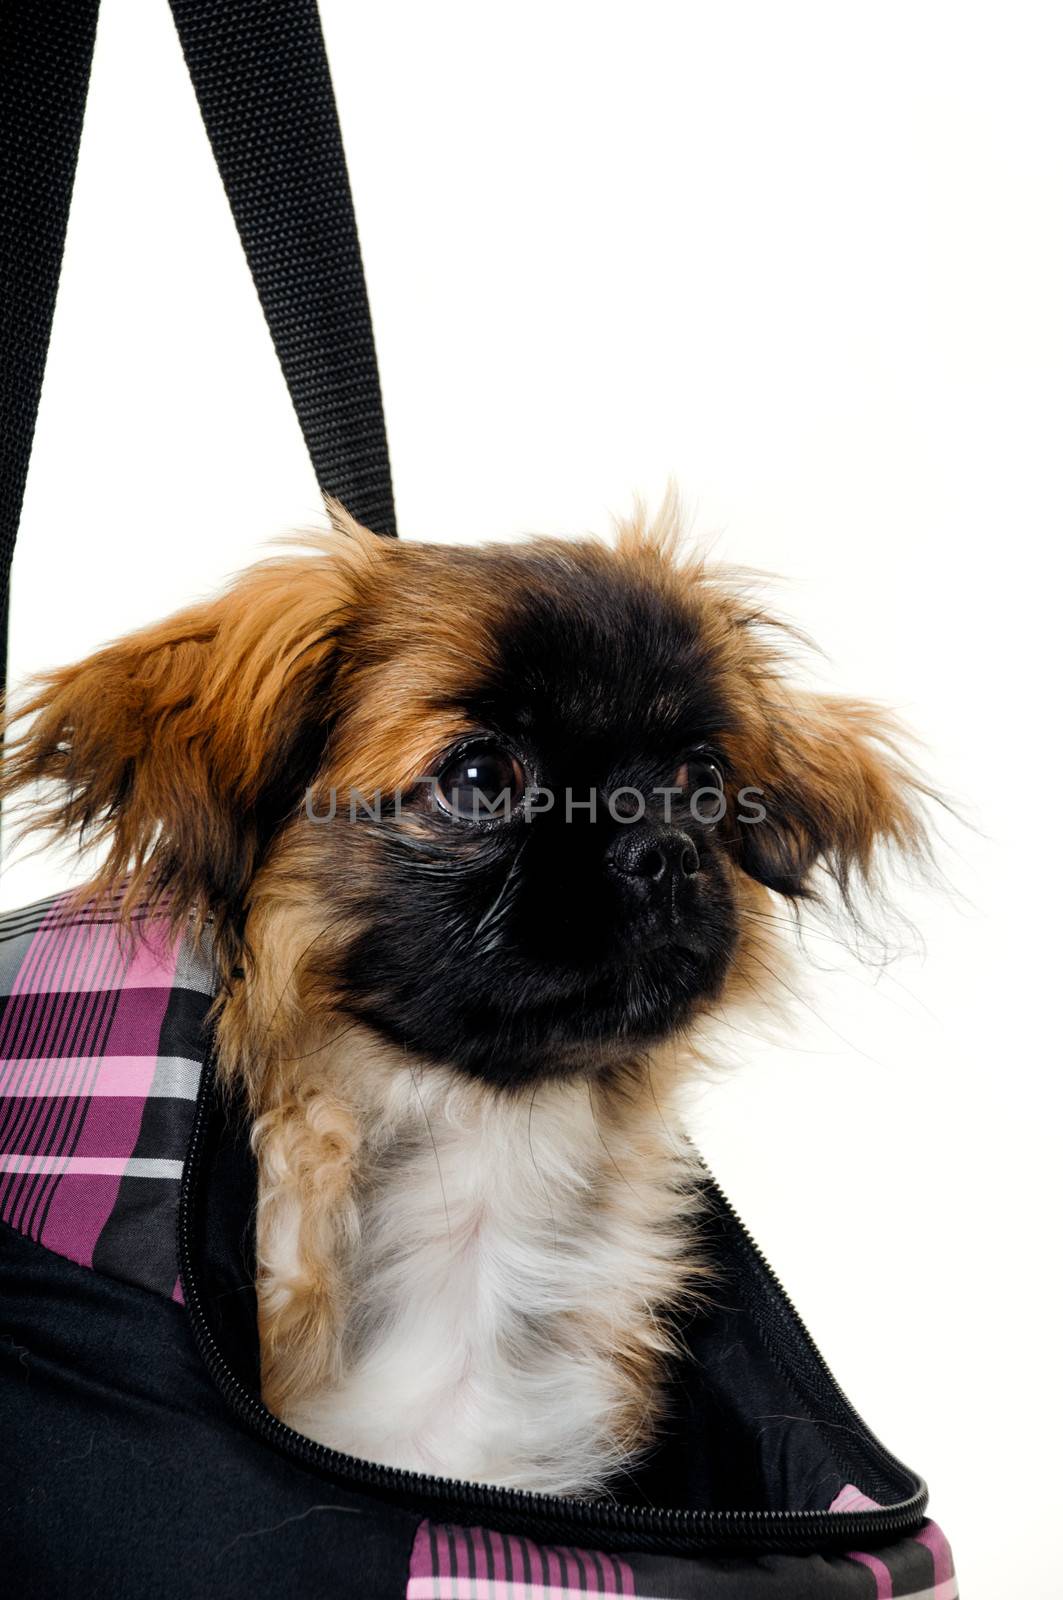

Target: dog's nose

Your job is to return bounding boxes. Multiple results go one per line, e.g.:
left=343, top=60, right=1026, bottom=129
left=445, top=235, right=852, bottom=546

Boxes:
left=609, top=824, right=699, bottom=889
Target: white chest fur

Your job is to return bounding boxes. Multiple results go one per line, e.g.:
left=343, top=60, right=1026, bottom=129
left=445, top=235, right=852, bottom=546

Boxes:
left=273, top=1066, right=698, bottom=1497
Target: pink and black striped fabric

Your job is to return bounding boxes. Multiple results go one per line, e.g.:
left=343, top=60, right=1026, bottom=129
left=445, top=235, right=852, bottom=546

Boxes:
left=406, top=1504, right=958, bottom=1599
left=407, top=1520, right=638, bottom=1598
left=0, top=891, right=214, bottom=1299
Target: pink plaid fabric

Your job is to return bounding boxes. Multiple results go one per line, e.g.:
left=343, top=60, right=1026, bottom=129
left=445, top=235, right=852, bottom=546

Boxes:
left=0, top=892, right=214, bottom=1297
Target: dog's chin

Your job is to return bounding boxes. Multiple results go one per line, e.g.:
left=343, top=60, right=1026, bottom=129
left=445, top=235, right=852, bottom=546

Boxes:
left=351, top=942, right=729, bottom=1090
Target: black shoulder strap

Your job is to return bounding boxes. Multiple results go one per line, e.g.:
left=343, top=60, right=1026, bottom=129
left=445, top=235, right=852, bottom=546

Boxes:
left=0, top=0, right=102, bottom=700
left=0, top=0, right=395, bottom=703
left=168, top=0, right=396, bottom=539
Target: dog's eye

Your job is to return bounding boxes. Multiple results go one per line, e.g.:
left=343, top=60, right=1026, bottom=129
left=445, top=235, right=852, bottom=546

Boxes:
left=675, top=754, right=724, bottom=794
left=434, top=744, right=526, bottom=821
left=674, top=754, right=725, bottom=825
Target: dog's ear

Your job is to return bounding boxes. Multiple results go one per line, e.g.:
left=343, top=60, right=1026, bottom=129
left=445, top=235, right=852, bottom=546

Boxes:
left=722, top=687, right=931, bottom=907
left=1, top=515, right=384, bottom=965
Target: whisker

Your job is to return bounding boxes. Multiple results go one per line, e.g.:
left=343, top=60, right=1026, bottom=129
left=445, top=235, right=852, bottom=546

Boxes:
left=261, top=909, right=353, bottom=1040
left=278, top=1018, right=367, bottom=1064
left=586, top=1080, right=640, bottom=1198
left=737, top=906, right=937, bottom=1018
left=643, top=1059, right=691, bottom=1164
left=470, top=838, right=527, bottom=948
left=407, top=1056, right=451, bottom=1249
left=741, top=948, right=884, bottom=1067
left=707, top=1013, right=841, bottom=1054
left=527, top=1085, right=559, bottom=1253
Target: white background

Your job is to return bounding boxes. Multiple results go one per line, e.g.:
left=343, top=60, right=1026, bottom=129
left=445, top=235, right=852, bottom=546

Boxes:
left=4, top=3, right=1061, bottom=1594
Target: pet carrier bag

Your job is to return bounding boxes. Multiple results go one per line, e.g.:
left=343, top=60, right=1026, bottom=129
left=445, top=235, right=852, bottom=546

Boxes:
left=0, top=4, right=956, bottom=1595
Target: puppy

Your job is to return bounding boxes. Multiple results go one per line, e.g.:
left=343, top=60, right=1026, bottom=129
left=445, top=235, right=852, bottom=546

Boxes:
left=1, top=500, right=929, bottom=1497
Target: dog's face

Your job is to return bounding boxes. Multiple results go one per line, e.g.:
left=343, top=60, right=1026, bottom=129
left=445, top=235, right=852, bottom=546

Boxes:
left=3, top=504, right=927, bottom=1090
left=309, top=538, right=741, bottom=1085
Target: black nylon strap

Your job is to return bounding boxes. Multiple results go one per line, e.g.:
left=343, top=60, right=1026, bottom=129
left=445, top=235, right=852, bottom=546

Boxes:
left=1, top=0, right=394, bottom=708
left=0, top=0, right=102, bottom=704
left=168, top=0, right=396, bottom=538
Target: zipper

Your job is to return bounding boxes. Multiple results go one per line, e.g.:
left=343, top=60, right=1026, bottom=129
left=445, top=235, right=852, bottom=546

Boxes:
left=177, top=1054, right=928, bottom=1555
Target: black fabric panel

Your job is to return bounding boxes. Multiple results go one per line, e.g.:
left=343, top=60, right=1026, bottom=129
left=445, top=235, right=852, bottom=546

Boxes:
left=157, top=985, right=214, bottom=1062
left=91, top=1171, right=184, bottom=1297
left=0, top=1220, right=418, bottom=1599
left=198, top=1078, right=262, bottom=1394
left=0, top=0, right=101, bottom=699
left=624, top=1548, right=881, bottom=1599
left=623, top=1192, right=918, bottom=1514
left=167, top=0, right=397, bottom=536
left=90, top=1079, right=201, bottom=1295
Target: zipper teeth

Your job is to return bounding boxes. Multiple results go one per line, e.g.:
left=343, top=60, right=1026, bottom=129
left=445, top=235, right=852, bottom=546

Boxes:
left=178, top=1058, right=928, bottom=1551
